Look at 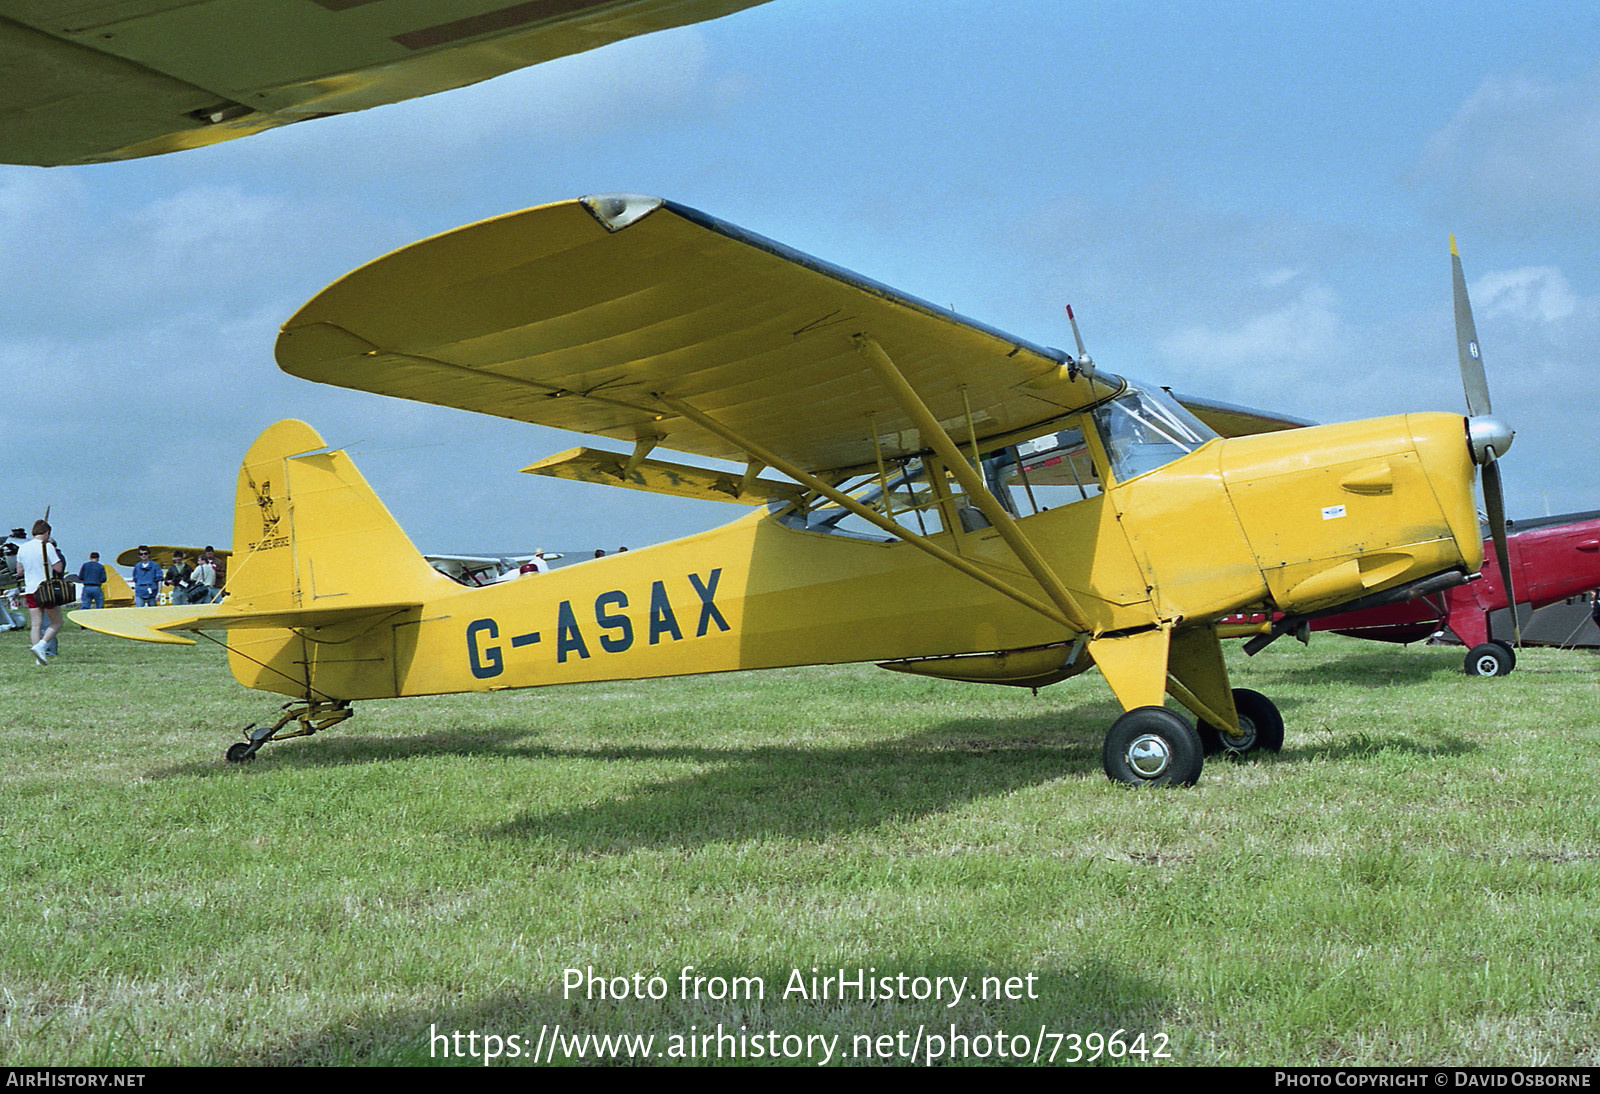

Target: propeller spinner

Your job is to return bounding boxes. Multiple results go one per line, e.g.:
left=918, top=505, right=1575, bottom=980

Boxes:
left=1451, top=235, right=1519, bottom=643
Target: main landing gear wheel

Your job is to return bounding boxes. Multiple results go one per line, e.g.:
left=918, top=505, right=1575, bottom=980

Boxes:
left=1197, top=688, right=1285, bottom=757
left=1102, top=706, right=1204, bottom=788
left=1465, top=642, right=1514, bottom=677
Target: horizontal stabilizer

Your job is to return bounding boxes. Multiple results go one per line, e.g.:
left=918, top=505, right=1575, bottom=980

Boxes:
left=522, top=447, right=809, bottom=506
left=70, top=602, right=421, bottom=645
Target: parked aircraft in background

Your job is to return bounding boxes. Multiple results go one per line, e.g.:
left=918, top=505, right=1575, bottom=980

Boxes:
left=73, top=197, right=1516, bottom=788
left=0, top=0, right=772, bottom=166
left=116, top=545, right=232, bottom=571
left=102, top=567, right=136, bottom=608
left=1487, top=593, right=1600, bottom=650
left=425, top=551, right=562, bottom=586
left=1223, top=511, right=1600, bottom=675
left=1319, top=511, right=1600, bottom=675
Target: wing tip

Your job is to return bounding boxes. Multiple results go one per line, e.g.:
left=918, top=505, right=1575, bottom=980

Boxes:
left=579, top=193, right=664, bottom=232
left=69, top=607, right=202, bottom=645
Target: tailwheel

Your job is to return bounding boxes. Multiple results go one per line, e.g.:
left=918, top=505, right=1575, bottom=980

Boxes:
left=1102, top=706, right=1204, bottom=788
left=1197, top=687, right=1285, bottom=757
left=224, top=699, right=353, bottom=762
left=1464, top=642, right=1514, bottom=677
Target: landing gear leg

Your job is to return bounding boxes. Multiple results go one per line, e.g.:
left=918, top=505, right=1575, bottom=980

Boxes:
left=224, top=699, right=353, bottom=762
left=1197, top=687, right=1285, bottom=757
left=1490, top=639, right=1518, bottom=672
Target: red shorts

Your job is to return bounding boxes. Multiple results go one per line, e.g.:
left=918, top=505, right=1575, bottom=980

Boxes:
left=23, top=594, right=38, bottom=609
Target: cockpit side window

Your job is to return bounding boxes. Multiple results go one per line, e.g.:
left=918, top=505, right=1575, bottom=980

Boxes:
left=784, top=411, right=1122, bottom=540
left=983, top=426, right=1101, bottom=516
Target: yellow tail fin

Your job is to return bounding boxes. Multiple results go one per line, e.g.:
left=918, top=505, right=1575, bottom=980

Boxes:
left=227, top=420, right=443, bottom=610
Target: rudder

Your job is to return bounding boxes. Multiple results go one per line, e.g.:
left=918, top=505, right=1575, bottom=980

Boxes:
left=227, top=420, right=444, bottom=612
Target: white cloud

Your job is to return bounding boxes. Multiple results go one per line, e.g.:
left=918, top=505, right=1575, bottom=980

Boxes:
left=1415, top=71, right=1600, bottom=216
left=255, top=25, right=717, bottom=170
left=127, top=184, right=280, bottom=254
left=1473, top=266, right=1578, bottom=324
left=0, top=168, right=84, bottom=229
left=1159, top=284, right=1342, bottom=375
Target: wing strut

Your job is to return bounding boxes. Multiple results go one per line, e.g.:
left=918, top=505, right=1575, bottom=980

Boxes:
left=653, top=394, right=1078, bottom=630
left=853, top=336, right=1094, bottom=635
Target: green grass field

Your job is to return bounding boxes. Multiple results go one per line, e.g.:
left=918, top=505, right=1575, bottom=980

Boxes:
left=2, top=626, right=1597, bottom=1066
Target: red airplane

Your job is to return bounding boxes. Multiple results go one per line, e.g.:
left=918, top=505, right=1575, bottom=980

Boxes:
left=1227, top=510, right=1600, bottom=676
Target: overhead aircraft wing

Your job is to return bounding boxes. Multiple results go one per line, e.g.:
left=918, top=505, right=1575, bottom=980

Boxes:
left=70, top=602, right=421, bottom=645
left=276, top=194, right=1126, bottom=478
left=0, top=0, right=770, bottom=166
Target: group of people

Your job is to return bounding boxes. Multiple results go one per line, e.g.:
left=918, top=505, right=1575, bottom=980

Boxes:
left=7, top=523, right=226, bottom=665
left=129, top=546, right=225, bottom=607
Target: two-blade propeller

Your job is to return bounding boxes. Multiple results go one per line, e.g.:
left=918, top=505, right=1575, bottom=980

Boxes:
left=1451, top=235, right=1520, bottom=644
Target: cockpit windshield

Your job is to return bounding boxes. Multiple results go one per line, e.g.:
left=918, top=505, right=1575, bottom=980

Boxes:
left=1090, top=383, right=1218, bottom=481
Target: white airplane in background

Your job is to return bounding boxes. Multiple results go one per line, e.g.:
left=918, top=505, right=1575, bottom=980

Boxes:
left=425, top=550, right=563, bottom=586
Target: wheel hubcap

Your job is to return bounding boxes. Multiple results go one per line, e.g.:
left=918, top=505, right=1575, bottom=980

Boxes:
left=1475, top=655, right=1499, bottom=675
left=1127, top=734, right=1171, bottom=778
left=1223, top=715, right=1257, bottom=753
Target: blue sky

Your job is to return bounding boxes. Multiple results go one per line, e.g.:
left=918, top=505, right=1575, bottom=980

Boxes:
left=4, top=0, right=1598, bottom=566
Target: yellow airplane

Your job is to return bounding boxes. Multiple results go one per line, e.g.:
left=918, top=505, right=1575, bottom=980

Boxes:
left=0, top=0, right=771, bottom=166
left=115, top=546, right=233, bottom=571
left=72, top=197, right=1514, bottom=786
left=102, top=567, right=136, bottom=608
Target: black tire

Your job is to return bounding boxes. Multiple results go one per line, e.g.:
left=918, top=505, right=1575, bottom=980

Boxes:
left=1490, top=639, right=1517, bottom=671
left=1464, top=643, right=1513, bottom=677
left=1102, top=706, right=1204, bottom=788
left=225, top=742, right=255, bottom=763
left=1197, top=687, right=1285, bottom=756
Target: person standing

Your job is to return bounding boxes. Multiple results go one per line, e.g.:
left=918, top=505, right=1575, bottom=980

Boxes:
left=165, top=550, right=195, bottom=605
left=78, top=551, right=107, bottom=610
left=193, top=546, right=225, bottom=603
left=131, top=546, right=162, bottom=606
left=14, top=519, right=64, bottom=665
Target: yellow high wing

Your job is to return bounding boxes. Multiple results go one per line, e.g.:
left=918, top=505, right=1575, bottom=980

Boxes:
left=0, top=0, right=770, bottom=166
left=277, top=193, right=1130, bottom=633
left=277, top=195, right=1126, bottom=475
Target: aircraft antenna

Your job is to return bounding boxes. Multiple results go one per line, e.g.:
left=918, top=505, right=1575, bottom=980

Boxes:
left=1065, top=305, right=1095, bottom=381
